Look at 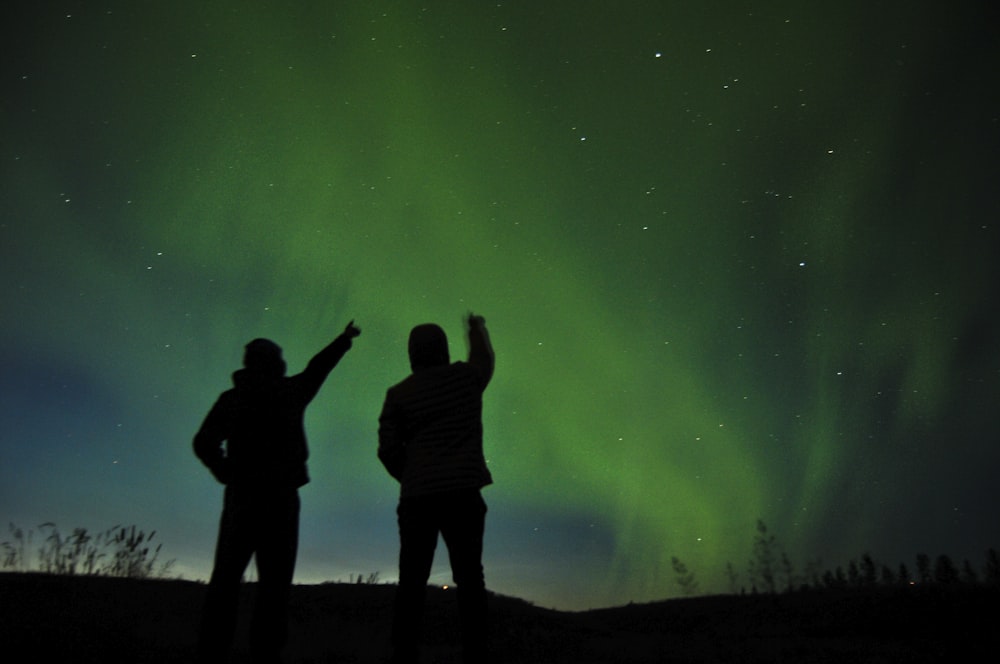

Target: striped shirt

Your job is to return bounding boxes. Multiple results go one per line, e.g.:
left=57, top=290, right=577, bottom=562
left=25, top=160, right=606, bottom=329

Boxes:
left=378, top=333, right=493, bottom=498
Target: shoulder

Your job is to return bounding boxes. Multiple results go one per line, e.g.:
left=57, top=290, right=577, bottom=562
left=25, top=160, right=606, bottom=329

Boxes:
left=215, top=387, right=238, bottom=406
left=383, top=365, right=458, bottom=397
left=453, top=360, right=489, bottom=387
left=385, top=373, right=417, bottom=397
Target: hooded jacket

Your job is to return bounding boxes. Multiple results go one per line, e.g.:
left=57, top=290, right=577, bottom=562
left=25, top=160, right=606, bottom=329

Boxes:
left=194, top=332, right=354, bottom=489
left=378, top=319, right=494, bottom=497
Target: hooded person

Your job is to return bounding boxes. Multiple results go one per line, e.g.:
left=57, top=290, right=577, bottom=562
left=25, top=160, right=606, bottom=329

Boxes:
left=194, top=320, right=360, bottom=664
left=378, top=313, right=495, bottom=664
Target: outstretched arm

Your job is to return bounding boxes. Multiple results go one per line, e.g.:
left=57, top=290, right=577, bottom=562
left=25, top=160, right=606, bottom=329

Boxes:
left=466, top=312, right=494, bottom=386
left=300, top=319, right=361, bottom=397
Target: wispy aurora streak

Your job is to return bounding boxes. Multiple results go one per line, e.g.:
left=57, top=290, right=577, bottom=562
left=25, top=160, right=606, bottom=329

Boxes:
left=1, top=2, right=997, bottom=609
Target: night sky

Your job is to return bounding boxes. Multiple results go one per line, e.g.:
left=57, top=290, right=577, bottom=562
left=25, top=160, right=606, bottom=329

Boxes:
left=2, top=1, right=998, bottom=610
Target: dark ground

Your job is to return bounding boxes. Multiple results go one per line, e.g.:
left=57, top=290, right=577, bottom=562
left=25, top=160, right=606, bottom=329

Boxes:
left=1, top=572, right=996, bottom=662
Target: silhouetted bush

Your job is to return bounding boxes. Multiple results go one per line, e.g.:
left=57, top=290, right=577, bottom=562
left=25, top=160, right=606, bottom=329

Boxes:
left=984, top=548, right=1000, bottom=585
left=2, top=522, right=174, bottom=579
left=671, top=556, right=699, bottom=596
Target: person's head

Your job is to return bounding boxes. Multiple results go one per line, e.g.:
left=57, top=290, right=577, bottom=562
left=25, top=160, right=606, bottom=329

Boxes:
left=243, top=338, right=286, bottom=377
left=408, top=323, right=450, bottom=371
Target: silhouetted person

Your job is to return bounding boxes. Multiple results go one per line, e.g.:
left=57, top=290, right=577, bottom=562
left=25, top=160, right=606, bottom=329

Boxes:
left=194, top=320, right=361, bottom=664
left=378, top=313, right=495, bottom=664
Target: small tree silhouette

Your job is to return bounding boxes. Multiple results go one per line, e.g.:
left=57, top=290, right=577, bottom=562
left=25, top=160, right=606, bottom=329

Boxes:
left=984, top=548, right=1000, bottom=586
left=779, top=552, right=796, bottom=591
left=819, top=565, right=849, bottom=590
left=860, top=553, right=878, bottom=587
left=802, top=558, right=823, bottom=589
left=933, top=554, right=959, bottom=585
left=724, top=561, right=740, bottom=594
left=847, top=559, right=861, bottom=587
left=671, top=556, right=699, bottom=596
left=748, top=520, right=777, bottom=593
left=916, top=553, right=932, bottom=584
left=960, top=559, right=978, bottom=584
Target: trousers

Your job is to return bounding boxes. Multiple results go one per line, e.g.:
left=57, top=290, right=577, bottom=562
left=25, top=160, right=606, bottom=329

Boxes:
left=391, top=488, right=489, bottom=664
left=197, top=485, right=300, bottom=663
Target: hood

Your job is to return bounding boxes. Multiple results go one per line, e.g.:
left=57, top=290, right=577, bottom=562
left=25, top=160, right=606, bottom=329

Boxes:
left=242, top=338, right=287, bottom=377
left=408, top=323, right=450, bottom=371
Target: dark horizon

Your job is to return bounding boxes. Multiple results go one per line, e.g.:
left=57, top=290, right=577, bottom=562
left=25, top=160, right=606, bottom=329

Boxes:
left=2, top=571, right=997, bottom=663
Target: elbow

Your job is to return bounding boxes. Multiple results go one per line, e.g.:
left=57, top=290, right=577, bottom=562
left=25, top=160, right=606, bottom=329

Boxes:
left=193, top=431, right=219, bottom=463
left=192, top=434, right=206, bottom=459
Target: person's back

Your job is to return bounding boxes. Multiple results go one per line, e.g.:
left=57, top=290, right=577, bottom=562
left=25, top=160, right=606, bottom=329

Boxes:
left=195, top=332, right=356, bottom=489
left=378, top=315, right=494, bottom=664
left=205, top=368, right=308, bottom=487
left=379, top=352, right=492, bottom=497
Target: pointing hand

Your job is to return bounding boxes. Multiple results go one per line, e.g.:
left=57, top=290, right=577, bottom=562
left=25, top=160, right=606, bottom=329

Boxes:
left=343, top=320, right=362, bottom=338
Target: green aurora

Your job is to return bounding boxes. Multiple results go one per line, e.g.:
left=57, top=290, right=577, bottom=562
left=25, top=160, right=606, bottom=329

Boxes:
left=2, top=2, right=997, bottom=609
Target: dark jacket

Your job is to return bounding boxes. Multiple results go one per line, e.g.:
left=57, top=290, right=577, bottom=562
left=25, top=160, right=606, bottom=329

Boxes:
left=194, top=333, right=354, bottom=489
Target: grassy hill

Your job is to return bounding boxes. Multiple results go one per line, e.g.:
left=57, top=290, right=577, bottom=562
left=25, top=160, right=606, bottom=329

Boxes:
left=1, top=572, right=996, bottom=662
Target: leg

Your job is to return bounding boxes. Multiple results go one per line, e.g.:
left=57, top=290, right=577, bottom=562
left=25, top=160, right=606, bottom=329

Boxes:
left=391, top=496, right=439, bottom=664
left=250, top=489, right=300, bottom=664
left=198, top=487, right=256, bottom=663
left=440, top=490, right=489, bottom=664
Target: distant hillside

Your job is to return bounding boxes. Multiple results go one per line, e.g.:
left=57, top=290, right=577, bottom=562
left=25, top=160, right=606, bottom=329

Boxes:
left=1, top=572, right=996, bottom=662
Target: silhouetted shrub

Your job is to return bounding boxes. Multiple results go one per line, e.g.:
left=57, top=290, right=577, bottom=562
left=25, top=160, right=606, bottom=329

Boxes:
left=933, top=554, right=959, bottom=585
left=2, top=522, right=173, bottom=579
left=671, top=557, right=699, bottom=596
left=748, top=519, right=778, bottom=593
left=984, top=548, right=1000, bottom=585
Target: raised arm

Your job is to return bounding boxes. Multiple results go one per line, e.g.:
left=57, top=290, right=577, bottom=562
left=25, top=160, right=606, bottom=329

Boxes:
left=299, top=319, right=361, bottom=397
left=466, top=313, right=494, bottom=386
